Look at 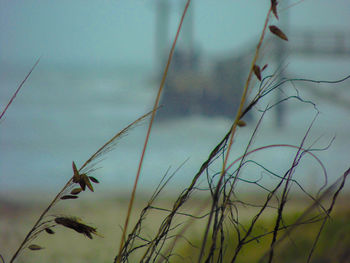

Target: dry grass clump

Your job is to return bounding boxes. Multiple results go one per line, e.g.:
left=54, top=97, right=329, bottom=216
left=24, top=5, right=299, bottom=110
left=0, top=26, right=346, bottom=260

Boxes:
left=1, top=1, right=349, bottom=263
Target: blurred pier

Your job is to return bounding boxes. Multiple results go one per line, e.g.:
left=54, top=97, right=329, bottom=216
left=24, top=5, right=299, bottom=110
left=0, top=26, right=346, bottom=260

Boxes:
left=289, top=30, right=350, bottom=56
left=155, top=1, right=350, bottom=125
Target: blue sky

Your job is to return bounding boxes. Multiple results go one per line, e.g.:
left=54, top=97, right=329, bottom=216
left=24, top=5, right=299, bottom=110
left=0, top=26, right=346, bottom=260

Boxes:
left=0, top=0, right=348, bottom=67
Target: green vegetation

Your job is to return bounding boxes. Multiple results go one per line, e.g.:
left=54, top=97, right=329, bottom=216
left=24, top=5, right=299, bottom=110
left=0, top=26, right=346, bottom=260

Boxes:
left=174, top=207, right=350, bottom=263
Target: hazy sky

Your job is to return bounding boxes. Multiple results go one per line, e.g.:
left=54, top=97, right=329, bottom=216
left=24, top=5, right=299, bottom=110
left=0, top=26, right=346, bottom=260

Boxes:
left=0, top=0, right=349, bottom=67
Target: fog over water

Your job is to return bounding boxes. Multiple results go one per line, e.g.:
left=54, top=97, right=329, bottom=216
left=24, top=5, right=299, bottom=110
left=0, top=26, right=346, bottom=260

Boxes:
left=1, top=0, right=350, bottom=196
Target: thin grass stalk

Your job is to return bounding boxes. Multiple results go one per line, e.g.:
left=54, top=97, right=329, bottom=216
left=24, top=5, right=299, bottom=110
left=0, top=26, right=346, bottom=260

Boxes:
left=114, top=1, right=192, bottom=262
left=267, top=129, right=312, bottom=262
left=306, top=167, right=349, bottom=263
left=0, top=58, right=40, bottom=121
left=197, top=6, right=273, bottom=262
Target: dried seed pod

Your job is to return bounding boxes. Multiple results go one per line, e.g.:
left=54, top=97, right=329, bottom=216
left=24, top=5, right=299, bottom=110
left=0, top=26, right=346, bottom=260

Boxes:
left=261, top=64, right=268, bottom=71
left=82, top=174, right=94, bottom=192
left=89, top=176, right=99, bottom=184
left=269, top=25, right=288, bottom=41
left=61, top=195, right=79, bottom=200
left=72, top=161, right=80, bottom=183
left=45, top=228, right=55, bottom=234
left=28, top=244, right=44, bottom=251
left=54, top=216, right=100, bottom=239
left=79, top=177, right=86, bottom=191
left=70, top=188, right=82, bottom=195
left=237, top=120, right=247, bottom=127
left=271, top=0, right=278, bottom=19
left=253, top=64, right=262, bottom=81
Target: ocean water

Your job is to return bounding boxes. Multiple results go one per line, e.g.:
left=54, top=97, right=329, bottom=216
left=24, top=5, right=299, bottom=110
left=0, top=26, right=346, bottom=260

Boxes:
left=1, top=62, right=350, bottom=199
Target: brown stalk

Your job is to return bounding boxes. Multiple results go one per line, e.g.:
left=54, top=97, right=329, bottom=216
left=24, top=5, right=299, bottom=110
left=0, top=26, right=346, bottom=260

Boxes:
left=197, top=6, right=273, bottom=262
left=114, top=1, right=192, bottom=262
left=0, top=58, right=40, bottom=121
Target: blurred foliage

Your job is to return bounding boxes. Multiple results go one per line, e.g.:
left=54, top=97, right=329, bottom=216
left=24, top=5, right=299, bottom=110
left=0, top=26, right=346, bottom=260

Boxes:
left=173, top=208, right=350, bottom=263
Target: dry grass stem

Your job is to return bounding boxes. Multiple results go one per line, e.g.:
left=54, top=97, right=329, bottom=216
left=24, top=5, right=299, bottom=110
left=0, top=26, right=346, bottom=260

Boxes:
left=115, top=1, right=192, bottom=262
left=0, top=58, right=40, bottom=121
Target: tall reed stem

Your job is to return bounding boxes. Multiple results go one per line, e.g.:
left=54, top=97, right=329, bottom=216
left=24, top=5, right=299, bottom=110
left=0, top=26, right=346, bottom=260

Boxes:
left=115, top=1, right=192, bottom=262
